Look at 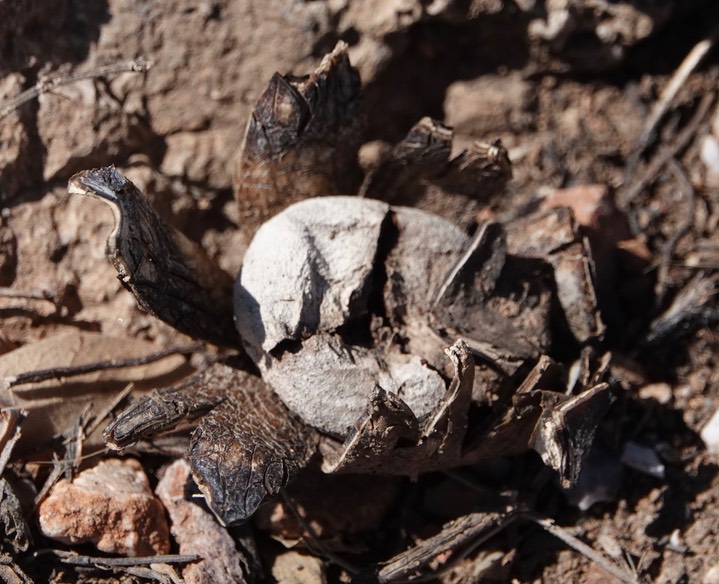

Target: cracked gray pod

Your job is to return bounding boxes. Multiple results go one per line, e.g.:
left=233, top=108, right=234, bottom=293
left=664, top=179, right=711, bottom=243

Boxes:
left=234, top=196, right=468, bottom=437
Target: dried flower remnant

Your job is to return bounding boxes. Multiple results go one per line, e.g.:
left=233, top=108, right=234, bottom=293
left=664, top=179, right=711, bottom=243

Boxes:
left=69, top=43, right=613, bottom=525
left=84, top=166, right=613, bottom=523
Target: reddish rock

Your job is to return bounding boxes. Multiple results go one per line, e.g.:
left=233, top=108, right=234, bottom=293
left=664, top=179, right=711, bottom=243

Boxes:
left=38, top=458, right=170, bottom=556
left=540, top=184, right=612, bottom=230
left=155, top=459, right=248, bottom=584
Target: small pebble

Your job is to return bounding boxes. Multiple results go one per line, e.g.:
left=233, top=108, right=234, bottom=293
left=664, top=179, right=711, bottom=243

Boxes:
left=38, top=458, right=170, bottom=556
left=621, top=441, right=665, bottom=479
left=700, top=407, right=719, bottom=454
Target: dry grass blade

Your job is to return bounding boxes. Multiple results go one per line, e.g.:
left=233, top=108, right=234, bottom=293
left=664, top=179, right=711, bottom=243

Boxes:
left=526, top=514, right=639, bottom=584
left=620, top=91, right=715, bottom=213
left=623, top=25, right=718, bottom=192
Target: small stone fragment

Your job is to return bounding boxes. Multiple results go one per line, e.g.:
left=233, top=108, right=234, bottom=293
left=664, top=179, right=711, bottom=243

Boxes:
left=704, top=563, right=719, bottom=584
left=272, top=551, right=326, bottom=584
left=620, top=441, right=665, bottom=479
left=38, top=458, right=170, bottom=556
left=156, top=459, right=250, bottom=584
left=638, top=382, right=672, bottom=404
left=700, top=407, right=719, bottom=454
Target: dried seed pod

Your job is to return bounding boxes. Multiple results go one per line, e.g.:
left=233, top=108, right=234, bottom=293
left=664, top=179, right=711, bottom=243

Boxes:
left=69, top=47, right=613, bottom=528
left=235, top=197, right=472, bottom=437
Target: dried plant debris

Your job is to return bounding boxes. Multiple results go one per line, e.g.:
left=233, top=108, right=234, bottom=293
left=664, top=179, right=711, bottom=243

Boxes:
left=68, top=167, right=238, bottom=348
left=88, top=162, right=612, bottom=523
left=0, top=331, right=190, bottom=455
left=106, top=358, right=317, bottom=524
left=359, top=117, right=512, bottom=225
left=234, top=41, right=364, bottom=232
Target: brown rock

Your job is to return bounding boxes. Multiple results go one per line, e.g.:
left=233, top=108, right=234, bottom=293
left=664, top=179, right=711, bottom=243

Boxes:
left=444, top=73, right=533, bottom=136
left=38, top=458, right=170, bottom=556
left=155, top=459, right=249, bottom=584
left=37, top=77, right=150, bottom=181
left=272, top=551, right=326, bottom=584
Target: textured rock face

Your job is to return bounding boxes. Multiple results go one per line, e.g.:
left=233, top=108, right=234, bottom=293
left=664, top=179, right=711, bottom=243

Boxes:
left=38, top=458, right=170, bottom=556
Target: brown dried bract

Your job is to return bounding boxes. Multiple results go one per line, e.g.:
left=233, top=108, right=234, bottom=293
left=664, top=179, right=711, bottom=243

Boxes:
left=234, top=41, right=364, bottom=234
left=68, top=167, right=238, bottom=348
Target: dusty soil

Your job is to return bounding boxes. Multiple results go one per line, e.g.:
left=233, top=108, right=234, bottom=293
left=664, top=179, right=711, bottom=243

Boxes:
left=1, top=1, right=719, bottom=582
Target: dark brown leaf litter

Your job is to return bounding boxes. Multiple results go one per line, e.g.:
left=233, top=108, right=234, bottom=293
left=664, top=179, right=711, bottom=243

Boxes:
left=3, top=6, right=719, bottom=582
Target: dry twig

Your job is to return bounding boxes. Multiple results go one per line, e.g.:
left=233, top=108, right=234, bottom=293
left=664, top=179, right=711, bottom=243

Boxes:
left=37, top=549, right=199, bottom=567
left=621, top=92, right=714, bottom=214
left=0, top=409, right=25, bottom=475
left=5, top=343, right=202, bottom=388
left=623, top=27, right=718, bottom=191
left=654, top=158, right=696, bottom=306
left=526, top=514, right=639, bottom=584
left=0, top=59, right=152, bottom=120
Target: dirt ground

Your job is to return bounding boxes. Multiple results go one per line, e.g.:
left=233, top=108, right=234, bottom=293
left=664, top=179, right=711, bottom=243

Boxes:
left=1, top=1, right=719, bottom=582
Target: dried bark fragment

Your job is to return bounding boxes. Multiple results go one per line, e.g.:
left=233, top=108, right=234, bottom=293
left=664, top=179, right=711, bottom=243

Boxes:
left=156, top=459, right=255, bottom=584
left=505, top=207, right=605, bottom=344
left=529, top=383, right=614, bottom=487
left=68, top=167, right=238, bottom=348
left=234, top=41, right=364, bottom=234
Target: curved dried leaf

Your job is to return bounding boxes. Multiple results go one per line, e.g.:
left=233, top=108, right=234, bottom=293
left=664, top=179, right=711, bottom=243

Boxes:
left=68, top=167, right=239, bottom=348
